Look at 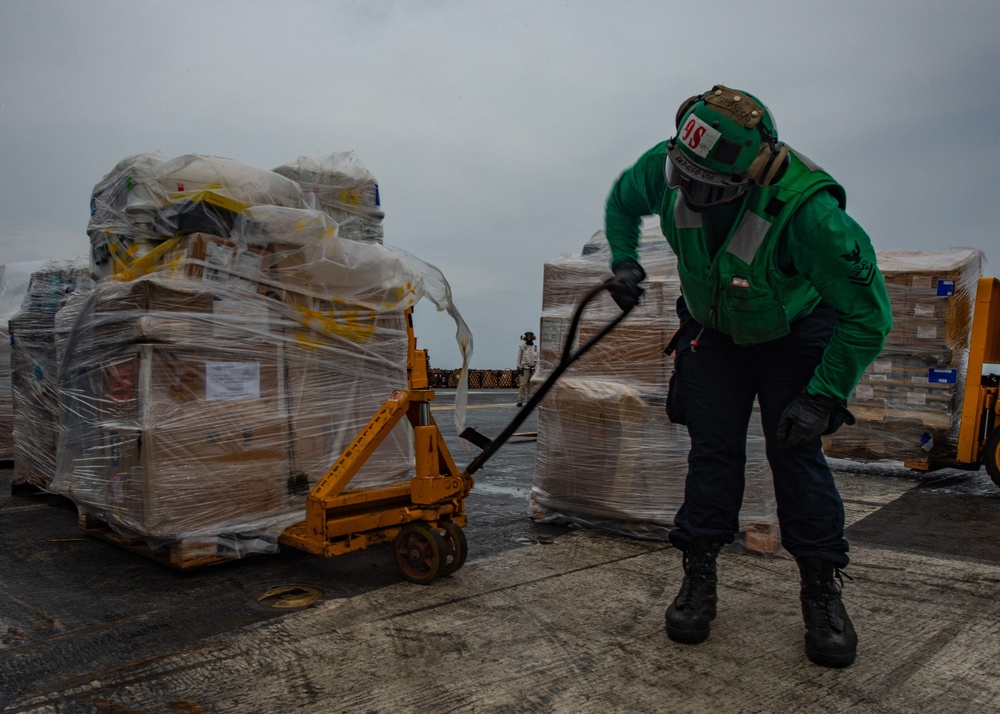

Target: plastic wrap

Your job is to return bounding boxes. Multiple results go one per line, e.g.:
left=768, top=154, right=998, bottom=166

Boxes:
left=87, top=152, right=169, bottom=280
left=823, top=248, right=985, bottom=464
left=49, top=254, right=453, bottom=552
left=531, top=226, right=778, bottom=551
left=273, top=152, right=385, bottom=243
left=88, top=153, right=315, bottom=282
left=51, top=273, right=413, bottom=550
left=8, top=260, right=94, bottom=486
left=29, top=150, right=473, bottom=561
left=1, top=261, right=47, bottom=460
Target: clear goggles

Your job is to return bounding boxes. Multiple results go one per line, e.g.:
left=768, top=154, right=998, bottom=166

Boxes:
left=665, top=140, right=750, bottom=209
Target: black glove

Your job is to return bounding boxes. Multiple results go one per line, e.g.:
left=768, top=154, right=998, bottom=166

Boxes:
left=608, top=259, right=646, bottom=312
left=776, top=389, right=856, bottom=450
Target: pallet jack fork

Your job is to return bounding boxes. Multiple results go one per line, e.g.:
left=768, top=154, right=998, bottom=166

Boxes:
left=279, top=280, right=630, bottom=583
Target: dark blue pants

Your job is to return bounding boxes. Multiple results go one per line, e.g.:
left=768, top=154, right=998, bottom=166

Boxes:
left=667, top=299, right=849, bottom=567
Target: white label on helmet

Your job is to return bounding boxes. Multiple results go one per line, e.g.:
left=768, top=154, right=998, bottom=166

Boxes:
left=680, top=114, right=721, bottom=158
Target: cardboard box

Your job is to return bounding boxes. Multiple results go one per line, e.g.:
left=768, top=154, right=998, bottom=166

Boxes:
left=574, top=320, right=672, bottom=389
left=103, top=234, right=271, bottom=296
left=93, top=278, right=216, bottom=314
left=280, top=319, right=413, bottom=490
left=533, top=378, right=777, bottom=531
left=97, top=403, right=290, bottom=537
left=880, top=249, right=980, bottom=351
left=66, top=343, right=292, bottom=537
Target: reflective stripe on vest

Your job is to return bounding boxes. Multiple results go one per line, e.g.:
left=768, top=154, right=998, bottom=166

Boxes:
left=672, top=192, right=701, bottom=229
left=726, top=211, right=772, bottom=264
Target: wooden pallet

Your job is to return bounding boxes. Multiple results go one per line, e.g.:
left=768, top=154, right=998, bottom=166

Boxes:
left=77, top=513, right=245, bottom=571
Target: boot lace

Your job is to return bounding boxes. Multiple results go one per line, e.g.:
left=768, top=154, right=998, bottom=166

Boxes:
left=804, top=566, right=852, bottom=632
left=676, top=549, right=717, bottom=610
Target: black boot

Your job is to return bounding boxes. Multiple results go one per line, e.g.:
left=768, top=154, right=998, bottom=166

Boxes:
left=665, top=539, right=721, bottom=644
left=797, top=557, right=858, bottom=668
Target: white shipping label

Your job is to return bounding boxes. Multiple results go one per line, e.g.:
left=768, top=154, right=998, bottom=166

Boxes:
left=203, top=242, right=235, bottom=285
left=906, top=392, right=927, bottom=405
left=873, top=359, right=892, bottom=372
left=854, top=386, right=874, bottom=400
left=869, top=373, right=888, bottom=381
left=205, top=362, right=260, bottom=401
left=231, top=251, right=264, bottom=292
left=913, top=303, right=936, bottom=317
left=917, top=325, right=938, bottom=339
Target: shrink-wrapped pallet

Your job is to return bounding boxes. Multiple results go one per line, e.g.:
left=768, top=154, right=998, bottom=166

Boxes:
left=532, top=227, right=778, bottom=548
left=51, top=250, right=420, bottom=553
left=823, top=248, right=984, bottom=464
left=0, top=261, right=45, bottom=460
left=43, top=150, right=472, bottom=564
left=54, top=272, right=413, bottom=544
left=8, top=261, right=93, bottom=487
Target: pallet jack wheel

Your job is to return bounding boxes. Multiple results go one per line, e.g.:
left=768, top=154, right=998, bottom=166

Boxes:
left=985, top=427, right=1000, bottom=488
left=438, top=521, right=468, bottom=577
left=394, top=523, right=446, bottom=584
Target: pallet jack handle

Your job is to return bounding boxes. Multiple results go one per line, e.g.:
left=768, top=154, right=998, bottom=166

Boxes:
left=461, top=278, right=634, bottom=475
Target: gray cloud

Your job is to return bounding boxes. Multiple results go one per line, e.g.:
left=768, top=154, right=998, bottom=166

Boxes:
left=2, top=0, right=998, bottom=368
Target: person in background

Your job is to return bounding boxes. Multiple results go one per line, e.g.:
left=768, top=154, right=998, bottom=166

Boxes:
left=603, top=85, right=892, bottom=668
left=516, top=331, right=538, bottom=407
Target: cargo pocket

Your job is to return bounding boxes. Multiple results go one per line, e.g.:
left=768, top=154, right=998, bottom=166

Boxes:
left=665, top=342, right=689, bottom=425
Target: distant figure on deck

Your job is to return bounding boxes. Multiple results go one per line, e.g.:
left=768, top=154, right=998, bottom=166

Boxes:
left=516, top=331, right=537, bottom=407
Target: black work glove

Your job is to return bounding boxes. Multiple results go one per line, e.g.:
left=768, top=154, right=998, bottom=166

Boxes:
left=608, top=259, right=646, bottom=312
left=776, top=389, right=856, bottom=450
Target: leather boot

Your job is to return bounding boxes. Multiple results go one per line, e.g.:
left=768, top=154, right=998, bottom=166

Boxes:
left=797, top=557, right=858, bottom=668
left=665, top=539, right=721, bottom=644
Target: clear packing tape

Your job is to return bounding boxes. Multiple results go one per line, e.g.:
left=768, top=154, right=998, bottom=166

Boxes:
left=532, top=228, right=779, bottom=552
left=5, top=152, right=471, bottom=558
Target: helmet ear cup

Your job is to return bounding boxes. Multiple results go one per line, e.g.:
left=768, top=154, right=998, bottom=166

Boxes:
left=746, top=141, right=790, bottom=186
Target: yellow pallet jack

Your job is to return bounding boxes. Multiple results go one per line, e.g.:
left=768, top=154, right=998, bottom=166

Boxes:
left=279, top=280, right=630, bottom=583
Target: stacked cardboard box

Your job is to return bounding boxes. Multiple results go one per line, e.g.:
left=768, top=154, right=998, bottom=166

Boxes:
left=0, top=262, right=42, bottom=460
left=53, top=280, right=292, bottom=536
left=532, top=230, right=778, bottom=548
left=823, top=248, right=983, bottom=463
left=33, top=151, right=449, bottom=560
left=278, top=293, right=412, bottom=490
left=8, top=262, right=93, bottom=488
left=53, top=269, right=413, bottom=549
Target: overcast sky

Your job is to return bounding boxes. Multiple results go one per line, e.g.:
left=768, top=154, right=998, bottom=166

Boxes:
left=2, top=1, right=998, bottom=369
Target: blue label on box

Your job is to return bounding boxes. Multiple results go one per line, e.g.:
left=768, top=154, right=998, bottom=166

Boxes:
left=936, top=279, right=955, bottom=297
left=928, top=368, right=957, bottom=384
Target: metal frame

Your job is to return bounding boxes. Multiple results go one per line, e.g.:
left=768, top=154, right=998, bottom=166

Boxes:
left=279, top=309, right=473, bottom=560
left=957, top=277, right=1000, bottom=465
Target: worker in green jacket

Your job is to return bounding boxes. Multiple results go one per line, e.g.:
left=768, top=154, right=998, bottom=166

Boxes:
left=604, top=85, right=892, bottom=668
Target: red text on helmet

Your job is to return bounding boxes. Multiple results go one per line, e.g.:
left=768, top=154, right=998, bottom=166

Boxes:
left=679, top=114, right=720, bottom=158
